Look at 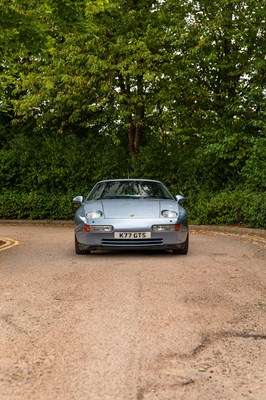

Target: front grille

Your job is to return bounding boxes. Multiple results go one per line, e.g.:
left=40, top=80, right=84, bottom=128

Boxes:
left=101, top=238, right=163, bottom=247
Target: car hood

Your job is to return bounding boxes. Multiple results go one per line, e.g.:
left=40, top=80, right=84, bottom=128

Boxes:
left=84, top=199, right=178, bottom=219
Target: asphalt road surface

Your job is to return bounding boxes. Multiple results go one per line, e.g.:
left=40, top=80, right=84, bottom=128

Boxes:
left=0, top=224, right=265, bottom=400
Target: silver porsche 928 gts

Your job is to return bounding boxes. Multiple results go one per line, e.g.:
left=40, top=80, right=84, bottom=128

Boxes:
left=73, top=179, right=189, bottom=255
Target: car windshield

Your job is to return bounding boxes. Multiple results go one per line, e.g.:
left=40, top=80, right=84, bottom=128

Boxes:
left=87, top=181, right=173, bottom=200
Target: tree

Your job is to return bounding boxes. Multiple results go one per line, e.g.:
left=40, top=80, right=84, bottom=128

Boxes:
left=7, top=1, right=194, bottom=157
left=1, top=0, right=265, bottom=183
left=177, top=0, right=266, bottom=190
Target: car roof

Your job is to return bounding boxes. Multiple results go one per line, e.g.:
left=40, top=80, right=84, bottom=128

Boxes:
left=95, top=179, right=163, bottom=184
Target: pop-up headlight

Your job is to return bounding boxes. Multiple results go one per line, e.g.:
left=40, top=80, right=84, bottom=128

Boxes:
left=161, top=210, right=178, bottom=218
left=86, top=210, right=103, bottom=219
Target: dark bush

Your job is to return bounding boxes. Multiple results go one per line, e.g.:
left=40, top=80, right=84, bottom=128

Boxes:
left=0, top=191, right=74, bottom=220
left=188, top=189, right=266, bottom=228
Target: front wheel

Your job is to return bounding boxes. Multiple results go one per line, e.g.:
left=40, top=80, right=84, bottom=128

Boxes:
left=172, top=234, right=189, bottom=255
left=75, top=235, right=91, bottom=255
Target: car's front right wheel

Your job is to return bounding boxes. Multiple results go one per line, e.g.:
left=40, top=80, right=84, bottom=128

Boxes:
left=75, top=235, right=91, bottom=255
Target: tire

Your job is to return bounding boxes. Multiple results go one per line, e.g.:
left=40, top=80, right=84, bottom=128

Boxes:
left=172, top=234, right=189, bottom=255
left=75, top=235, right=91, bottom=255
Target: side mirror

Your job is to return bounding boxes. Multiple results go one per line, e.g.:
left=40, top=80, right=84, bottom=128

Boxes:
left=73, top=195, right=84, bottom=204
left=175, top=195, right=185, bottom=203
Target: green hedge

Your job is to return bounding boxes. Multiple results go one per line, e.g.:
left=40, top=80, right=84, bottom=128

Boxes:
left=0, top=191, right=75, bottom=220
left=188, top=190, right=266, bottom=228
left=0, top=189, right=265, bottom=228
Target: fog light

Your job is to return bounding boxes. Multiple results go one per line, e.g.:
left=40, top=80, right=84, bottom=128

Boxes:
left=90, top=225, right=113, bottom=232
left=152, top=224, right=180, bottom=232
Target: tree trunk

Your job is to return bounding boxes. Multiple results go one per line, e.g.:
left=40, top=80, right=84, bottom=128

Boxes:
left=119, top=74, right=145, bottom=157
left=127, top=114, right=137, bottom=157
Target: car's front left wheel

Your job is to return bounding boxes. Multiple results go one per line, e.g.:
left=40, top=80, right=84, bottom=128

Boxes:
left=172, top=234, right=189, bottom=255
left=75, top=235, right=91, bottom=255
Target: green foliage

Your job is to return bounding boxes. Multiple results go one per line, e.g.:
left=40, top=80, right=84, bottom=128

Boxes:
left=241, top=137, right=266, bottom=191
left=0, top=130, right=128, bottom=192
left=0, top=190, right=74, bottom=220
left=242, top=192, right=266, bottom=229
left=0, top=0, right=265, bottom=228
left=188, top=190, right=266, bottom=229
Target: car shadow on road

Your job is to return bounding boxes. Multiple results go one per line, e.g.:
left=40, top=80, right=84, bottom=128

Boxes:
left=69, top=249, right=188, bottom=258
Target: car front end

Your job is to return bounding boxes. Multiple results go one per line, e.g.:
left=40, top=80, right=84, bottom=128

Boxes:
left=74, top=189, right=188, bottom=254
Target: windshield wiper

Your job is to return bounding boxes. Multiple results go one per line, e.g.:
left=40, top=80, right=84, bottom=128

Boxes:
left=97, top=195, right=142, bottom=200
left=97, top=196, right=127, bottom=199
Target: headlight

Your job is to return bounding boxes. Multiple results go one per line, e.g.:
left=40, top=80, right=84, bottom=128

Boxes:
left=86, top=210, right=103, bottom=219
left=161, top=210, right=178, bottom=218
left=153, top=224, right=180, bottom=232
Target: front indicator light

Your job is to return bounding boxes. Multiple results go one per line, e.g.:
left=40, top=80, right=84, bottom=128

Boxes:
left=152, top=224, right=180, bottom=232
left=84, top=225, right=113, bottom=233
left=84, top=224, right=90, bottom=232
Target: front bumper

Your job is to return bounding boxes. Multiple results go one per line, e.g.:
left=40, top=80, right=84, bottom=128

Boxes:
left=75, top=218, right=188, bottom=251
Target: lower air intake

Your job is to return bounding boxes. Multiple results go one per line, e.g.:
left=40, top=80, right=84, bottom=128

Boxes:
left=101, top=238, right=163, bottom=247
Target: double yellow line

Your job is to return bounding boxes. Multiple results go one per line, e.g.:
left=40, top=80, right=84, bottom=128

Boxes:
left=0, top=238, right=19, bottom=252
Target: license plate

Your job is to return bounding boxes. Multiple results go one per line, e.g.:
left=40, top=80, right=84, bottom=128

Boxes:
left=114, top=232, right=151, bottom=239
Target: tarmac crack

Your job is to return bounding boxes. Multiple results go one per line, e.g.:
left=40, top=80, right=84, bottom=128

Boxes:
left=137, top=379, right=195, bottom=400
left=136, top=331, right=266, bottom=399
